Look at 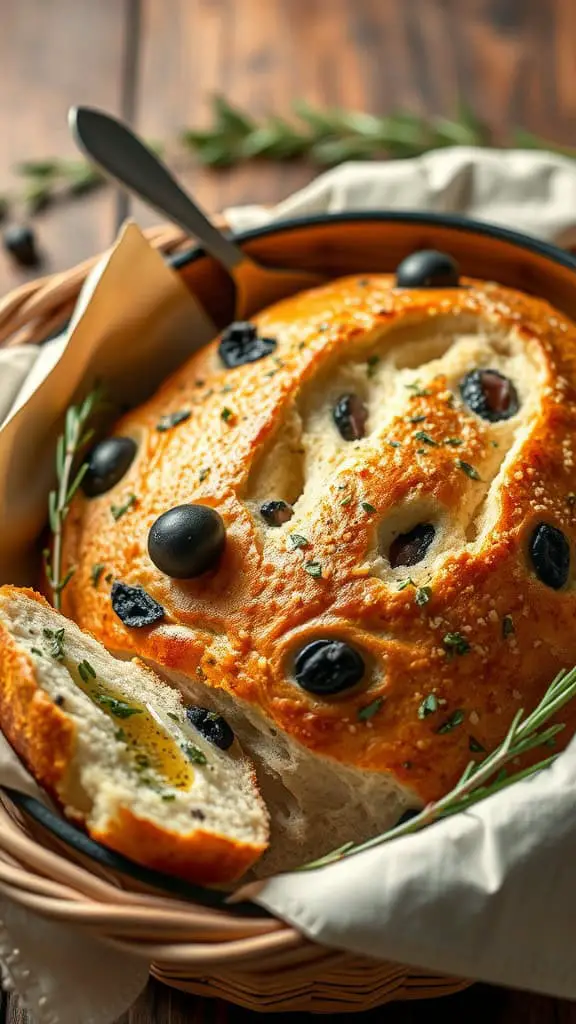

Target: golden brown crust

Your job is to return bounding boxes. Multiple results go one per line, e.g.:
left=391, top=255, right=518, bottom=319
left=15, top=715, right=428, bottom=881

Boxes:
left=61, top=274, right=576, bottom=802
left=0, top=588, right=76, bottom=794
left=0, top=586, right=266, bottom=884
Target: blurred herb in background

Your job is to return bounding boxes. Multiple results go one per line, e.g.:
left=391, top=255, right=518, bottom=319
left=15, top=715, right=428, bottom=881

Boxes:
left=3, top=95, right=575, bottom=219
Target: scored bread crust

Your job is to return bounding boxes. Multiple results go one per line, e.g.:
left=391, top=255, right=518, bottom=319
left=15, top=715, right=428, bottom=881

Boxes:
left=61, top=273, right=576, bottom=808
left=0, top=586, right=268, bottom=884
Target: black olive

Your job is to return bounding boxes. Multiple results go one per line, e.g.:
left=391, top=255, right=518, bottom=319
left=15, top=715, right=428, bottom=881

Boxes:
left=148, top=503, right=226, bottom=579
left=260, top=500, right=294, bottom=527
left=395, top=250, right=460, bottom=288
left=218, top=321, right=277, bottom=368
left=389, top=523, right=435, bottom=568
left=529, top=522, right=570, bottom=590
left=460, top=368, right=519, bottom=422
left=111, top=582, right=165, bottom=628
left=82, top=437, right=137, bottom=498
left=186, top=706, right=234, bottom=750
left=294, top=639, right=365, bottom=696
left=333, top=393, right=368, bottom=441
left=3, top=225, right=40, bottom=268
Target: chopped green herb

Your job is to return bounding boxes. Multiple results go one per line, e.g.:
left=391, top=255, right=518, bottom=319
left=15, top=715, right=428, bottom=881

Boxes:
left=156, top=409, right=191, bottom=432
left=95, top=695, right=143, bottom=719
left=221, top=383, right=234, bottom=392
left=455, top=459, right=481, bottom=480
left=502, top=615, right=515, bottom=639
left=162, top=793, right=176, bottom=802
left=357, top=697, right=384, bottom=722
left=361, top=502, right=377, bottom=513
left=367, top=355, right=380, bottom=378
left=77, top=659, right=96, bottom=683
left=183, top=742, right=208, bottom=765
left=304, top=561, right=323, bottom=578
left=407, top=415, right=426, bottom=424
left=340, top=495, right=352, bottom=507
left=288, top=533, right=309, bottom=549
left=104, top=572, right=114, bottom=584
left=397, top=578, right=415, bottom=591
left=469, top=735, right=485, bottom=753
left=405, top=380, right=431, bottom=397
left=135, top=754, right=150, bottom=769
left=30, top=647, right=44, bottom=658
left=418, top=693, right=439, bottom=719
left=388, top=440, right=401, bottom=448
left=221, top=406, right=234, bottom=422
left=414, top=430, right=437, bottom=446
left=114, top=728, right=127, bottom=742
left=444, top=437, right=463, bottom=447
left=110, top=493, right=137, bottom=520
left=90, top=563, right=105, bottom=587
left=195, top=379, right=205, bottom=388
left=318, top=323, right=329, bottom=333
left=415, top=586, right=432, bottom=606
left=436, top=709, right=465, bottom=734
left=442, top=631, right=471, bottom=656
left=198, top=467, right=211, bottom=482
left=416, top=448, right=428, bottom=455
left=43, top=627, right=65, bottom=661
left=167, top=712, right=180, bottom=723
left=491, top=440, right=499, bottom=448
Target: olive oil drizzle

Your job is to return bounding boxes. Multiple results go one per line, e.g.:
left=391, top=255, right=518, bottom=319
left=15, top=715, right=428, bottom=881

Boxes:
left=68, top=659, right=196, bottom=791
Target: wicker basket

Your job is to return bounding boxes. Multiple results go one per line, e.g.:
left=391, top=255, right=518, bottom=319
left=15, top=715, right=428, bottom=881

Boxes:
left=0, top=222, right=471, bottom=1013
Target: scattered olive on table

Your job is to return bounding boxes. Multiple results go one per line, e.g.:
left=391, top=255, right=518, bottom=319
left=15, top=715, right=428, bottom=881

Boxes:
left=148, top=503, right=226, bottom=578
left=2, top=224, right=41, bottom=268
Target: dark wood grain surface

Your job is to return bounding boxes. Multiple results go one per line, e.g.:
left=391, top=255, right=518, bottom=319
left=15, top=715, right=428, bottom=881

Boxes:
left=1, top=0, right=576, bottom=1020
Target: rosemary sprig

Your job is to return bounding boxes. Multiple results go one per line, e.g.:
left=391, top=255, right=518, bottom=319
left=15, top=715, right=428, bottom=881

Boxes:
left=299, top=665, right=576, bottom=870
left=180, top=95, right=576, bottom=169
left=4, top=99, right=574, bottom=221
left=44, top=387, right=102, bottom=610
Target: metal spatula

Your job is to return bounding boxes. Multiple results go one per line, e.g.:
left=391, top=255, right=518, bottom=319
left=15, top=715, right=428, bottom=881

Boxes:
left=69, top=106, right=325, bottom=320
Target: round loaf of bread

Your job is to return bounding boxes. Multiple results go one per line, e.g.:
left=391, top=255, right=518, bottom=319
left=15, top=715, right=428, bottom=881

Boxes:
left=61, top=262, right=576, bottom=872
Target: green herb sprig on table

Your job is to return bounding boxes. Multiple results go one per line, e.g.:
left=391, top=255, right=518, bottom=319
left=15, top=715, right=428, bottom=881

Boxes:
left=299, top=664, right=576, bottom=870
left=3, top=97, right=575, bottom=218
left=44, top=387, right=102, bottom=610
left=180, top=96, right=576, bottom=169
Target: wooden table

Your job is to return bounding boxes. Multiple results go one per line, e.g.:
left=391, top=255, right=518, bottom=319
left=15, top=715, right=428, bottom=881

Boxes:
left=1, top=0, right=575, bottom=1020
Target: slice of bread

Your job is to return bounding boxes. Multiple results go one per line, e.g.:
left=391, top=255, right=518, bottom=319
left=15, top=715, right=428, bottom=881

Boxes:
left=0, top=586, right=269, bottom=884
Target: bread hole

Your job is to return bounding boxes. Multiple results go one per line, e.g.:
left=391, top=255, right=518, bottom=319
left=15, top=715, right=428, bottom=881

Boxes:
left=244, top=403, right=305, bottom=512
left=392, top=336, right=454, bottom=371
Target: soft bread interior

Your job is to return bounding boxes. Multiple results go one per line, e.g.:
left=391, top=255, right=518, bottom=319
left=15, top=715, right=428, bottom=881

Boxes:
left=0, top=589, right=267, bottom=851
left=152, top=662, right=417, bottom=877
